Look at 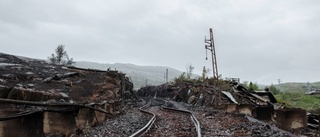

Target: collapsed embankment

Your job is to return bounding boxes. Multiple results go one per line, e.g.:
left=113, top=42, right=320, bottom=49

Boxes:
left=137, top=83, right=320, bottom=136
left=0, top=52, right=132, bottom=136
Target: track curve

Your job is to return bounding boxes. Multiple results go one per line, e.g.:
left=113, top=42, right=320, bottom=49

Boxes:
left=130, top=101, right=156, bottom=137
left=130, top=98, right=201, bottom=137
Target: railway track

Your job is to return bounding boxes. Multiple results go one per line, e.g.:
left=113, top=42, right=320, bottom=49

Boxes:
left=128, top=101, right=155, bottom=137
left=130, top=99, right=201, bottom=137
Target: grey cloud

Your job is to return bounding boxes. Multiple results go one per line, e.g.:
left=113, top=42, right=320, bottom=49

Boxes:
left=1, top=0, right=320, bottom=84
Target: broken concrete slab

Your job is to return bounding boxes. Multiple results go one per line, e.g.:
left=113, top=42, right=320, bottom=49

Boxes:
left=276, top=108, right=307, bottom=130
left=0, top=109, right=43, bottom=137
left=43, top=111, right=77, bottom=137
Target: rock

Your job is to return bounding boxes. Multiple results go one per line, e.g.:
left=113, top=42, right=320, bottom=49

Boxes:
left=2, top=74, right=15, bottom=79
left=25, top=72, right=34, bottom=75
left=59, top=92, right=69, bottom=98
left=0, top=85, right=11, bottom=98
left=0, top=79, right=6, bottom=83
left=0, top=57, right=7, bottom=61
left=27, top=84, right=35, bottom=88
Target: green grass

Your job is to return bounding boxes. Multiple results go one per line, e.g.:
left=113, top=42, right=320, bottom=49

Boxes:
left=275, top=92, right=320, bottom=114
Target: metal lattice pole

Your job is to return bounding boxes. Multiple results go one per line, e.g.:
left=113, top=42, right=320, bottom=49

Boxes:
left=205, top=28, right=219, bottom=85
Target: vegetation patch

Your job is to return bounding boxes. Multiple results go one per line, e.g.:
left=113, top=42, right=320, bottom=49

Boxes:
left=275, top=92, right=320, bottom=114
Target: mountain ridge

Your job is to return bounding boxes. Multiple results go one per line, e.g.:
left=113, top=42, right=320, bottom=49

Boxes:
left=75, top=61, right=184, bottom=89
left=274, top=82, right=320, bottom=93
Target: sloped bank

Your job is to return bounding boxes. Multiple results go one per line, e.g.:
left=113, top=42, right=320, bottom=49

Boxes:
left=0, top=52, right=132, bottom=136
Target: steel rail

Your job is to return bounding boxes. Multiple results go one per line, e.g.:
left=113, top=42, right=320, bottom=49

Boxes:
left=130, top=101, right=156, bottom=137
left=161, top=106, right=202, bottom=137
left=130, top=99, right=201, bottom=137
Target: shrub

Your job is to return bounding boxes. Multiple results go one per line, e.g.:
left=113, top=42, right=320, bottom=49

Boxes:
left=48, top=45, right=75, bottom=65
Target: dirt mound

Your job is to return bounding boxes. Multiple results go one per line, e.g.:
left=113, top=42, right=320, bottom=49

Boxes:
left=0, top=52, right=126, bottom=103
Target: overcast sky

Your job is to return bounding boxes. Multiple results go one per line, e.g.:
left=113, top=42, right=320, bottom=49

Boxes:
left=1, top=0, right=320, bottom=85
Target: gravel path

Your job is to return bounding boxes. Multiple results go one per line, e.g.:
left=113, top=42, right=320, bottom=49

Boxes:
left=194, top=110, right=291, bottom=137
left=171, top=101, right=294, bottom=137
left=78, top=106, right=151, bottom=137
left=142, top=106, right=197, bottom=137
left=77, top=99, right=318, bottom=137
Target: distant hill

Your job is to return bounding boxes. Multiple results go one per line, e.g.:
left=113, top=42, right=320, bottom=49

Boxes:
left=273, top=82, right=320, bottom=93
left=75, top=61, right=184, bottom=89
left=243, top=81, right=320, bottom=93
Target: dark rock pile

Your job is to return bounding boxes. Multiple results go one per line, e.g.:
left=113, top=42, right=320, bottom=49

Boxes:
left=0, top=52, right=132, bottom=136
left=137, top=83, right=218, bottom=107
left=0, top=52, right=126, bottom=103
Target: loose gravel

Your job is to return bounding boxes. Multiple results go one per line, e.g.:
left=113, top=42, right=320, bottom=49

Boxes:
left=174, top=101, right=294, bottom=137
left=78, top=99, right=319, bottom=137
left=142, top=106, right=197, bottom=137
left=78, top=106, right=151, bottom=137
left=193, top=110, right=292, bottom=137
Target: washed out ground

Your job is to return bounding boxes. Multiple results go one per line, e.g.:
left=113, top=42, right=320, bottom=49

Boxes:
left=1, top=53, right=319, bottom=137
left=78, top=99, right=314, bottom=137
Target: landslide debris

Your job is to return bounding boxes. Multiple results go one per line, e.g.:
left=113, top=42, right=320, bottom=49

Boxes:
left=0, top=52, right=125, bottom=103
